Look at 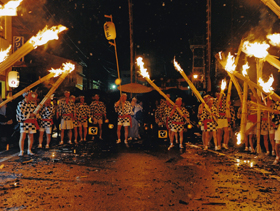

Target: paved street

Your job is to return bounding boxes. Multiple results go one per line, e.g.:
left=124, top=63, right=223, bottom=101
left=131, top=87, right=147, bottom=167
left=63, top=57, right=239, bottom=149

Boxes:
left=1, top=138, right=280, bottom=211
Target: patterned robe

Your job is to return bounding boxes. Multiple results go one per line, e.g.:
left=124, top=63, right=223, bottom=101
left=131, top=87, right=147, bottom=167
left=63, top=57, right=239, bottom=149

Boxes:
left=76, top=102, right=90, bottom=123
left=170, top=107, right=190, bottom=132
left=228, top=105, right=236, bottom=129
left=39, top=104, right=55, bottom=129
left=114, top=101, right=133, bottom=125
left=200, top=104, right=218, bottom=132
left=90, top=101, right=106, bottom=120
left=216, top=96, right=227, bottom=120
left=164, top=105, right=172, bottom=129
left=272, top=101, right=280, bottom=129
left=57, top=98, right=75, bottom=121
left=16, top=99, right=38, bottom=132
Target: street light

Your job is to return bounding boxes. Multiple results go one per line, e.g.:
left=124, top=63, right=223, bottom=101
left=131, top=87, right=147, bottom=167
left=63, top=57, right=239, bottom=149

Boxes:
left=193, top=74, right=198, bottom=79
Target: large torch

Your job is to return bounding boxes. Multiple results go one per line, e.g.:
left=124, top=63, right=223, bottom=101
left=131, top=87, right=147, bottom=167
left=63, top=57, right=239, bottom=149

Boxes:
left=261, top=0, right=280, bottom=19
left=0, top=0, right=23, bottom=16
left=33, top=62, right=75, bottom=114
left=136, top=57, right=189, bottom=122
left=0, top=25, right=67, bottom=74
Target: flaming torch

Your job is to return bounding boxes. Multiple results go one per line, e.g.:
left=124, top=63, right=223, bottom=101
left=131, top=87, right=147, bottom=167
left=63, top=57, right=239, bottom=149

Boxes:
left=267, top=33, right=280, bottom=46
left=242, top=41, right=280, bottom=71
left=261, top=0, right=280, bottom=19
left=0, top=0, right=23, bottom=16
left=33, top=62, right=75, bottom=114
left=136, top=57, right=189, bottom=122
left=0, top=62, right=70, bottom=108
left=0, top=25, right=67, bottom=74
left=173, top=58, right=217, bottom=123
left=236, top=132, right=241, bottom=145
left=0, top=45, right=11, bottom=63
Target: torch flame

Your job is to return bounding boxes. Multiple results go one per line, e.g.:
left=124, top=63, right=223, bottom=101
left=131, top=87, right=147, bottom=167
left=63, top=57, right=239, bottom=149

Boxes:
left=0, top=0, right=23, bottom=16
left=221, top=79, right=226, bottom=91
left=29, top=25, right=68, bottom=48
left=173, top=58, right=183, bottom=73
left=242, top=62, right=249, bottom=76
left=225, top=52, right=236, bottom=73
left=218, top=51, right=223, bottom=60
left=258, top=74, right=274, bottom=93
left=0, top=45, right=11, bottom=63
left=236, top=132, right=241, bottom=145
left=267, top=33, right=280, bottom=46
left=136, top=57, right=150, bottom=78
left=242, top=41, right=269, bottom=59
left=49, top=62, right=75, bottom=77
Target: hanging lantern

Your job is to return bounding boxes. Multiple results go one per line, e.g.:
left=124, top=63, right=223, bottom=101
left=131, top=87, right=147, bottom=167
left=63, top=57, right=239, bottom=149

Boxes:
left=8, top=71, right=19, bottom=88
left=104, top=21, right=116, bottom=40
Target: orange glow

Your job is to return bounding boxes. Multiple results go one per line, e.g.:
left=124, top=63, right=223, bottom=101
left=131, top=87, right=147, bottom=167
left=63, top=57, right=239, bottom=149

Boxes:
left=173, top=58, right=183, bottom=73
left=0, top=45, right=11, bottom=63
left=218, top=51, right=223, bottom=60
left=242, top=41, right=269, bottom=58
left=225, top=52, right=236, bottom=73
left=49, top=62, right=75, bottom=77
left=193, top=74, right=198, bottom=79
left=221, top=79, right=226, bottom=91
left=29, top=25, right=68, bottom=48
left=258, top=74, right=274, bottom=93
left=267, top=33, right=280, bottom=46
left=242, top=62, right=249, bottom=76
left=136, top=57, right=150, bottom=78
left=0, top=0, right=23, bottom=16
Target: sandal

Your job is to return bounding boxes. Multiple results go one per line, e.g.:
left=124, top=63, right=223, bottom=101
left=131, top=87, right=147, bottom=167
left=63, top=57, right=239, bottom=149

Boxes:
left=18, top=151, right=24, bottom=157
left=273, top=157, right=279, bottom=165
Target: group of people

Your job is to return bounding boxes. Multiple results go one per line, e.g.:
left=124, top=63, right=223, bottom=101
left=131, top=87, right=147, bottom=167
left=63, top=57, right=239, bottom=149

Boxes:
left=16, top=91, right=107, bottom=156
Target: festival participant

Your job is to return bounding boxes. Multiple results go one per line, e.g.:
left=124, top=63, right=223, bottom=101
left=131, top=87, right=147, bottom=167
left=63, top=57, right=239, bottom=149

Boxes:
left=128, top=97, right=143, bottom=140
left=70, top=95, right=79, bottom=144
left=57, top=90, right=75, bottom=145
left=227, top=103, right=236, bottom=139
left=52, top=97, right=60, bottom=139
left=272, top=101, right=280, bottom=164
left=114, top=93, right=132, bottom=145
left=38, top=98, right=55, bottom=149
left=216, top=92, right=229, bottom=150
left=155, top=99, right=165, bottom=127
left=16, top=92, right=39, bottom=156
left=200, top=95, right=218, bottom=150
left=90, top=94, right=107, bottom=140
left=168, top=97, right=190, bottom=150
left=76, top=96, right=90, bottom=142
left=197, top=102, right=205, bottom=147
left=267, top=98, right=276, bottom=156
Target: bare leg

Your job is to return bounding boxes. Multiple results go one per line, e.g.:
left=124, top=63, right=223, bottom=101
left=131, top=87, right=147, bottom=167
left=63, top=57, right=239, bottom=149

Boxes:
left=269, top=133, right=275, bottom=154
left=168, top=131, right=175, bottom=150
left=68, top=129, right=72, bottom=141
left=46, top=134, right=51, bottom=146
left=19, top=132, right=27, bottom=154
left=39, top=131, right=44, bottom=145
left=204, top=131, right=209, bottom=149
left=83, top=126, right=88, bottom=140
left=117, top=125, right=122, bottom=140
left=28, top=133, right=34, bottom=154
left=217, top=128, right=222, bottom=147
left=179, top=130, right=184, bottom=148
left=223, top=127, right=229, bottom=147
left=60, top=129, right=65, bottom=143
left=175, top=132, right=178, bottom=143
left=213, top=131, right=218, bottom=148
left=273, top=142, right=280, bottom=164
left=249, top=134, right=255, bottom=153
left=99, top=123, right=102, bottom=139
left=78, top=126, right=83, bottom=141
left=263, top=135, right=269, bottom=154
left=124, top=126, right=129, bottom=141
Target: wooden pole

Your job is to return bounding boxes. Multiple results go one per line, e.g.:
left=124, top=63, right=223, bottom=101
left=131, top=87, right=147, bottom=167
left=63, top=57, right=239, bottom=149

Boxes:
left=240, top=77, right=248, bottom=142
left=256, top=59, right=263, bottom=154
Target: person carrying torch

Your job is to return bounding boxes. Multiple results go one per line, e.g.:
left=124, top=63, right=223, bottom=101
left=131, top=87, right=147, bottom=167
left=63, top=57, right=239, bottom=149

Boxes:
left=57, top=90, right=75, bottom=145
left=168, top=97, right=190, bottom=150
left=16, top=91, right=39, bottom=156
left=38, top=98, right=55, bottom=149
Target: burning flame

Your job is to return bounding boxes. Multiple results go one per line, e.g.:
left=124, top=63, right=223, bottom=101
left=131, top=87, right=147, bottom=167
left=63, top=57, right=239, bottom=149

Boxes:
left=49, top=62, right=75, bottom=77
left=225, top=52, right=236, bottom=73
left=29, top=25, right=68, bottom=48
left=221, top=79, right=226, bottom=91
left=267, top=33, right=280, bottom=46
left=218, top=51, right=223, bottom=60
left=258, top=74, right=274, bottom=93
left=173, top=58, right=183, bottom=73
left=242, top=41, right=269, bottom=59
left=0, top=0, right=23, bottom=16
left=0, top=45, right=11, bottom=63
left=236, top=132, right=241, bottom=145
left=136, top=57, right=149, bottom=78
left=242, top=62, right=249, bottom=76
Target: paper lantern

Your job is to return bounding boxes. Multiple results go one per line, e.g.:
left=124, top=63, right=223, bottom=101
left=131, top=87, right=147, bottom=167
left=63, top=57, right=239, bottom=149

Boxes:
left=104, top=21, right=116, bottom=40
left=8, top=71, right=19, bottom=88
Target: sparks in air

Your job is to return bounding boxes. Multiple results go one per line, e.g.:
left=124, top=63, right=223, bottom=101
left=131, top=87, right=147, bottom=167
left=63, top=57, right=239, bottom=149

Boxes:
left=29, top=25, right=68, bottom=48
left=49, top=62, right=75, bottom=77
left=258, top=74, right=274, bottom=93
left=136, top=57, right=149, bottom=78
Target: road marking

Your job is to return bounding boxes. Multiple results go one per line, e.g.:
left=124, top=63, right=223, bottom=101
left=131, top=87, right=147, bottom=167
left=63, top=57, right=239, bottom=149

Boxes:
left=0, top=152, right=19, bottom=163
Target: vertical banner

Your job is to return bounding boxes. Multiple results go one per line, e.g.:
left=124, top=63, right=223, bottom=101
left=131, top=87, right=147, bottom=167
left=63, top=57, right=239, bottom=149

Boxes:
left=13, top=36, right=24, bottom=62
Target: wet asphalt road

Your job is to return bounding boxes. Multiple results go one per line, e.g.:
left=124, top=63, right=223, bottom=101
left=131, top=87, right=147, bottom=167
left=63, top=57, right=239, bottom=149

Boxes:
left=1, top=138, right=280, bottom=211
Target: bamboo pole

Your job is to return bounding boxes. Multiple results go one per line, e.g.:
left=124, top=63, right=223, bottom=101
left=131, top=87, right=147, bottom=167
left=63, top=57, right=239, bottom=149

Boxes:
left=0, top=73, right=55, bottom=108
left=240, top=76, right=248, bottom=142
left=225, top=80, right=232, bottom=118
left=261, top=0, right=280, bottom=19
left=173, top=59, right=217, bottom=123
left=33, top=64, right=75, bottom=114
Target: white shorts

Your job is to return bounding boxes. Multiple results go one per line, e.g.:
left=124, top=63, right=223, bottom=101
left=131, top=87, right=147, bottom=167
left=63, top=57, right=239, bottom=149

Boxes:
left=39, top=127, right=52, bottom=134
left=217, top=119, right=228, bottom=129
left=78, top=121, right=88, bottom=128
left=246, top=122, right=257, bottom=135
left=201, top=125, right=204, bottom=131
left=275, top=125, right=280, bottom=143
left=61, top=119, right=73, bottom=130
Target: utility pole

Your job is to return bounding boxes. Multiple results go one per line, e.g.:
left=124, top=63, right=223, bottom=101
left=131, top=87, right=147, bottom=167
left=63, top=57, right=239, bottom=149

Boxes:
left=128, top=0, right=134, bottom=98
left=206, top=0, right=211, bottom=92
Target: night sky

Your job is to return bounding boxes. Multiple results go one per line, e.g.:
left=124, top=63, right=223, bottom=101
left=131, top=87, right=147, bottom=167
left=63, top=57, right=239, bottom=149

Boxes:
left=15, top=0, right=280, bottom=90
